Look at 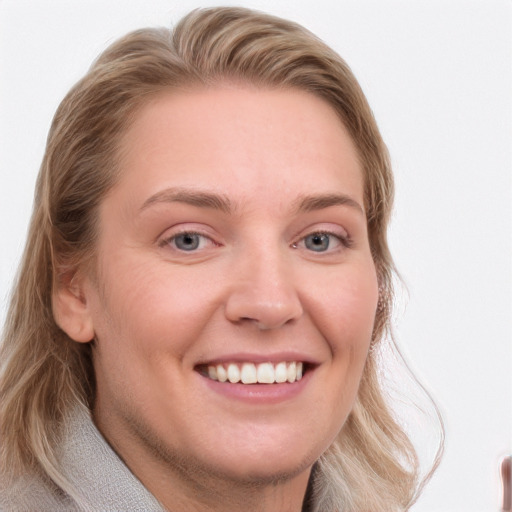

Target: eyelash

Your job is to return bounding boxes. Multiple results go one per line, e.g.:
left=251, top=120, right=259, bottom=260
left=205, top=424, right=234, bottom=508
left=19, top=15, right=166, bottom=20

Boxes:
left=159, top=230, right=218, bottom=252
left=292, top=230, right=353, bottom=253
left=159, top=229, right=352, bottom=254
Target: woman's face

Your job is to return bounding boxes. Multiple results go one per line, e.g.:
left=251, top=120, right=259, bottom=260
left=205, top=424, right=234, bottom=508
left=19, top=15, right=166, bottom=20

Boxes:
left=80, top=86, right=378, bottom=488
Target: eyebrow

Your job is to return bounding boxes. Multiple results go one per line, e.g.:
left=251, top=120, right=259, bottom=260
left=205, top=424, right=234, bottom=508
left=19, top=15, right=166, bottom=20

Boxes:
left=140, top=188, right=364, bottom=216
left=140, top=188, right=234, bottom=214
left=294, top=193, right=364, bottom=216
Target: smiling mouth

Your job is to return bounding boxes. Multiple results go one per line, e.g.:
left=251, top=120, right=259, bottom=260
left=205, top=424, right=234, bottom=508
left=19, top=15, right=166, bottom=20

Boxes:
left=197, top=361, right=308, bottom=385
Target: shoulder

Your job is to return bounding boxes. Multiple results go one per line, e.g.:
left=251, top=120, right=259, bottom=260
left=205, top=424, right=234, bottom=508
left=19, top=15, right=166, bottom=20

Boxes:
left=0, top=405, right=164, bottom=511
left=0, top=471, right=79, bottom=512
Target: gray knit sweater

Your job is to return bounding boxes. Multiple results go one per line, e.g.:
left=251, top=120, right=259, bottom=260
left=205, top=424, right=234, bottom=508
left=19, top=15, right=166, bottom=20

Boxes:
left=0, top=406, right=165, bottom=511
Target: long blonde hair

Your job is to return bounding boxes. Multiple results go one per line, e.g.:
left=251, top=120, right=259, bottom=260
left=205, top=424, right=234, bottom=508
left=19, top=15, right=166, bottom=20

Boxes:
left=0, top=7, right=442, bottom=510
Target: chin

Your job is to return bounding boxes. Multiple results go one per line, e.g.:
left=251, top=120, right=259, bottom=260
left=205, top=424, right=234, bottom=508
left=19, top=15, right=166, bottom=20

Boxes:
left=208, top=453, right=316, bottom=487
left=193, top=432, right=324, bottom=486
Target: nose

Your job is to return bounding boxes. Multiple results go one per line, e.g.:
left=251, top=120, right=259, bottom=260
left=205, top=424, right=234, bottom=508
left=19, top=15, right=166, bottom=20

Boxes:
left=224, top=249, right=303, bottom=330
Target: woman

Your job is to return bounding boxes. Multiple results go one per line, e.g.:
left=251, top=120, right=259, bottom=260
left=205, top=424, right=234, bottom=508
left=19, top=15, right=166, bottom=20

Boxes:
left=0, top=7, right=441, bottom=511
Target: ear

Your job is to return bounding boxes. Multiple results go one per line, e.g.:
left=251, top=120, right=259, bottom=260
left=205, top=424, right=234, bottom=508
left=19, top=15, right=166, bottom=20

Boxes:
left=52, top=270, right=95, bottom=343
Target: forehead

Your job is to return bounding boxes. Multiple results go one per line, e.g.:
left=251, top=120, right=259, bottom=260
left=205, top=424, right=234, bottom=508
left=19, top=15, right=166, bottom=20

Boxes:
left=114, top=85, right=364, bottom=212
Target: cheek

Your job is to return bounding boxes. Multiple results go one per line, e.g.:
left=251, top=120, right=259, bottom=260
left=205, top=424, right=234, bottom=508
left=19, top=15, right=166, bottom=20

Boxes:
left=307, top=263, right=378, bottom=352
left=88, top=259, right=219, bottom=415
left=90, top=257, right=220, bottom=360
left=323, top=268, right=378, bottom=414
left=340, top=281, right=378, bottom=345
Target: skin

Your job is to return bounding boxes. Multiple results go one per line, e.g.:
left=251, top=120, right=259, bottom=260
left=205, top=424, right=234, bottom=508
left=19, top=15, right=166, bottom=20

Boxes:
left=55, top=85, right=379, bottom=511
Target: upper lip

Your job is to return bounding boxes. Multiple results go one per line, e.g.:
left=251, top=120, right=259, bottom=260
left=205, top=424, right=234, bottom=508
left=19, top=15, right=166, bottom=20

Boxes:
left=194, top=352, right=320, bottom=366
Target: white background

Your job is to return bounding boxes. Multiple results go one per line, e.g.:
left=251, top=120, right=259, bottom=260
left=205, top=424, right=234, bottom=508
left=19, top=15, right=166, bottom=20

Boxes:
left=1, top=1, right=511, bottom=510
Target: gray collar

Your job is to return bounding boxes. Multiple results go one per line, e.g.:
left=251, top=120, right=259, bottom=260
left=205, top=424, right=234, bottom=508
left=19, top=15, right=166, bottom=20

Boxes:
left=58, top=404, right=165, bottom=511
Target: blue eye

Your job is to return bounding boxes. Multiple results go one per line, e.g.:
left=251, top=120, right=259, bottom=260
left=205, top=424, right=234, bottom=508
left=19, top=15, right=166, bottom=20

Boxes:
left=304, top=233, right=331, bottom=252
left=172, top=233, right=203, bottom=251
left=159, top=229, right=219, bottom=254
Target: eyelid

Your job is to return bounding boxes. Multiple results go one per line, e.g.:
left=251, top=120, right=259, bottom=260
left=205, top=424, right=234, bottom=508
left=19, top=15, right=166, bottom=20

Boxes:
left=158, top=226, right=220, bottom=251
left=293, top=223, right=351, bottom=243
left=301, top=231, right=350, bottom=246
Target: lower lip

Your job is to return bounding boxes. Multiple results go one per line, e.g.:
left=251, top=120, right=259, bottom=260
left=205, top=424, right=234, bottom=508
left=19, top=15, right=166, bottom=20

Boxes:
left=199, top=369, right=313, bottom=404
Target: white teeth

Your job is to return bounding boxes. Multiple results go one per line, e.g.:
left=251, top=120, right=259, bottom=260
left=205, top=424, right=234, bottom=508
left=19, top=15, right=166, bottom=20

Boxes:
left=287, top=362, right=296, bottom=383
left=208, top=366, right=217, bottom=380
left=216, top=365, right=228, bottom=382
left=275, top=362, right=288, bottom=383
left=296, top=362, right=303, bottom=381
left=227, top=363, right=240, bottom=383
left=206, top=361, right=306, bottom=384
left=257, top=362, right=275, bottom=384
left=240, top=363, right=257, bottom=384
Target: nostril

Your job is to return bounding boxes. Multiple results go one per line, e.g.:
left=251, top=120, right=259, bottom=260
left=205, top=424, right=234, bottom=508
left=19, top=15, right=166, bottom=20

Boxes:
left=224, top=284, right=304, bottom=329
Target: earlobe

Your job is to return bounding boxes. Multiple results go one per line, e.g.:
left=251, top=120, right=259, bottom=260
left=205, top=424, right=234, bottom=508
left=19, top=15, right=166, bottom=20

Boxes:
left=52, top=272, right=95, bottom=343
